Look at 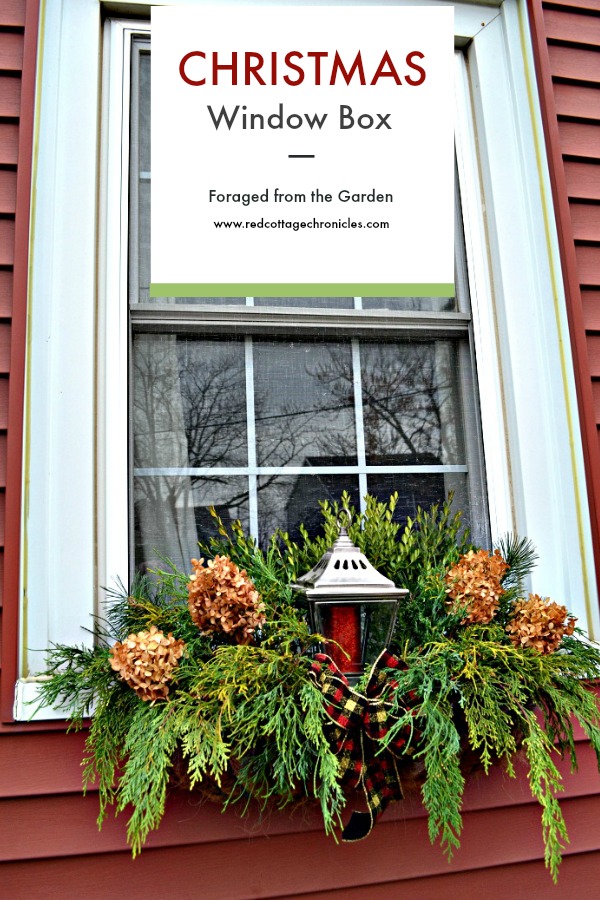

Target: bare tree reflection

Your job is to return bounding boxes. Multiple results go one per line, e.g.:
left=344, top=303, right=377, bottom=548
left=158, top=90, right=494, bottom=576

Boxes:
left=311, top=342, right=459, bottom=464
left=132, top=336, right=462, bottom=568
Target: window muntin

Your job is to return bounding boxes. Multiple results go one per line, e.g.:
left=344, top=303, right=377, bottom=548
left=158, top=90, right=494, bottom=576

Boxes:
left=129, top=37, right=488, bottom=572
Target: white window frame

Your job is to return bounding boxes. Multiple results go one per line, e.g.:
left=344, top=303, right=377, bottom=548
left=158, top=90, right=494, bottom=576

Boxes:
left=15, top=0, right=599, bottom=719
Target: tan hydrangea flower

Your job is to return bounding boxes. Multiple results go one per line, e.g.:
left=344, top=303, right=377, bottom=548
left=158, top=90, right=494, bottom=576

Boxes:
left=187, top=555, right=266, bottom=644
left=506, top=593, right=576, bottom=654
left=109, top=624, right=185, bottom=701
left=445, top=548, right=509, bottom=624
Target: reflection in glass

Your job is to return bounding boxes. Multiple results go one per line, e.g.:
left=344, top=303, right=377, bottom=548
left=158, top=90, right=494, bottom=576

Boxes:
left=254, top=340, right=357, bottom=467
left=254, top=297, right=353, bottom=309
left=143, top=297, right=247, bottom=306
left=257, top=474, right=360, bottom=547
left=133, top=475, right=249, bottom=572
left=362, top=297, right=456, bottom=312
left=360, top=342, right=464, bottom=465
left=367, top=472, right=470, bottom=530
left=133, top=334, right=247, bottom=469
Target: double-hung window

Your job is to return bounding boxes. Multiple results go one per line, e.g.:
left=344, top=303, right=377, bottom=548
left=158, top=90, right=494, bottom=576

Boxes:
left=15, top=0, right=599, bottom=719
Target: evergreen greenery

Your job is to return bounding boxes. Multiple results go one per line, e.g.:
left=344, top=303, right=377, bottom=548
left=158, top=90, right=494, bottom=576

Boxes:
left=37, top=493, right=600, bottom=880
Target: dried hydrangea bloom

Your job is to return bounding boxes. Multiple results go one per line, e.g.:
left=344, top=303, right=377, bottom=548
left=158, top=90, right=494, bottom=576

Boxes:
left=187, top=555, right=266, bottom=644
left=506, top=593, right=576, bottom=654
left=445, top=548, right=509, bottom=624
left=109, top=624, right=185, bottom=701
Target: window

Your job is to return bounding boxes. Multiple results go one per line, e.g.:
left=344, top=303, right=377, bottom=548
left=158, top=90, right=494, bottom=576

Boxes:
left=15, top=0, right=599, bottom=719
left=129, top=39, right=488, bottom=573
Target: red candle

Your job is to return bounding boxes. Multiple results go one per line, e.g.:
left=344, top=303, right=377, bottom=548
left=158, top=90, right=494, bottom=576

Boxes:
left=324, top=605, right=362, bottom=675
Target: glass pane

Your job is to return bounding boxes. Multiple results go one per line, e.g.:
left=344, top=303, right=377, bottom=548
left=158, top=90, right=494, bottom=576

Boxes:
left=138, top=52, right=150, bottom=172
left=360, top=341, right=465, bottom=465
left=141, top=297, right=247, bottom=305
left=254, top=297, right=354, bottom=309
left=253, top=340, right=357, bottom=467
left=367, top=472, right=470, bottom=530
left=136, top=179, right=151, bottom=305
left=257, top=474, right=360, bottom=547
left=133, top=475, right=249, bottom=573
left=362, top=297, right=456, bottom=312
left=132, top=334, right=247, bottom=468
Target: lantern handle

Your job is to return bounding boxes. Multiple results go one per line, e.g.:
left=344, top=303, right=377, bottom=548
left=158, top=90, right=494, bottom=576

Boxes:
left=336, top=506, right=353, bottom=533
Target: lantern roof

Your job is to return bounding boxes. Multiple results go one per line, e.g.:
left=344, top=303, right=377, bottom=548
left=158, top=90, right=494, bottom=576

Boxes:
left=291, top=513, right=407, bottom=601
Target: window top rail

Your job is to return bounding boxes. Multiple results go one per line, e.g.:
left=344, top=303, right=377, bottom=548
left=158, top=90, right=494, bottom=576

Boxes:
left=130, top=305, right=471, bottom=335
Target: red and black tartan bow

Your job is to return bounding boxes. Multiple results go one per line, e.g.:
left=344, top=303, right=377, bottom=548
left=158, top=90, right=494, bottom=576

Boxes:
left=310, top=650, right=421, bottom=841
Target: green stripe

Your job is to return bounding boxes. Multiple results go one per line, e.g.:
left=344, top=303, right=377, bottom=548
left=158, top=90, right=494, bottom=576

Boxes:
left=149, top=283, right=456, bottom=298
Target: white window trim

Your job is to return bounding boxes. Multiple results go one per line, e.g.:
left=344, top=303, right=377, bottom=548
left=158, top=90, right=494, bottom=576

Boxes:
left=15, top=0, right=599, bottom=720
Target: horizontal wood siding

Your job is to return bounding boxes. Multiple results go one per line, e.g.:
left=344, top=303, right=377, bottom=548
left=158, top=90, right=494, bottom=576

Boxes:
left=0, top=0, right=24, bottom=582
left=544, top=6, right=600, bottom=42
left=0, top=729, right=599, bottom=897
left=553, top=81, right=600, bottom=117
left=547, top=2, right=600, bottom=470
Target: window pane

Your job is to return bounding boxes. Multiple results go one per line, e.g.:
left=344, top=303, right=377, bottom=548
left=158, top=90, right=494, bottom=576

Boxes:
left=257, top=474, right=360, bottom=546
left=362, top=297, right=456, bottom=312
left=133, top=475, right=249, bottom=572
left=133, top=334, right=248, bottom=468
left=360, top=341, right=465, bottom=465
left=142, top=297, right=247, bottom=306
left=367, top=472, right=470, bottom=529
left=254, top=340, right=357, bottom=467
left=254, top=297, right=354, bottom=309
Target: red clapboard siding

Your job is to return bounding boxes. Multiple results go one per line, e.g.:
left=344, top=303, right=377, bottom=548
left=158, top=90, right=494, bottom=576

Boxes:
left=570, top=202, right=600, bottom=240
left=559, top=121, right=600, bottom=160
left=0, top=731, right=90, bottom=797
left=1, top=794, right=600, bottom=898
left=592, top=379, right=600, bottom=419
left=0, top=492, right=5, bottom=546
left=1, top=738, right=598, bottom=861
left=0, top=705, right=595, bottom=800
left=0, top=378, right=8, bottom=429
left=0, top=168, right=16, bottom=213
left=0, top=550, right=4, bottom=608
left=0, top=0, right=25, bottom=28
left=554, top=82, right=600, bottom=119
left=0, top=270, right=12, bottom=315
left=2, top=847, right=600, bottom=900
left=543, top=7, right=600, bottom=47
left=284, top=852, right=600, bottom=900
left=0, top=322, right=10, bottom=371
left=548, top=44, right=600, bottom=82
left=544, top=0, right=600, bottom=12
left=0, top=75, right=20, bottom=117
left=565, top=161, right=600, bottom=200
left=0, top=435, right=7, bottom=488
left=587, top=334, right=600, bottom=373
left=0, top=32, right=23, bottom=72
left=0, top=218, right=15, bottom=266
left=577, top=244, right=600, bottom=283
left=0, top=123, right=18, bottom=164
left=582, top=289, right=600, bottom=329
left=4, top=852, right=600, bottom=900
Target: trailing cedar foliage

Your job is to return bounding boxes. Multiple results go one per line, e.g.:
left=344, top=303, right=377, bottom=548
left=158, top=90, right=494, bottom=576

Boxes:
left=38, top=493, right=600, bottom=880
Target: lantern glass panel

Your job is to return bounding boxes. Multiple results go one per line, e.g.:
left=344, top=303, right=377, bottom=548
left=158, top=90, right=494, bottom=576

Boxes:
left=313, top=599, right=399, bottom=679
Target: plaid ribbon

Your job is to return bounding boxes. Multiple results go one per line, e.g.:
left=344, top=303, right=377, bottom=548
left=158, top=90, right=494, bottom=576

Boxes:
left=310, top=650, right=420, bottom=841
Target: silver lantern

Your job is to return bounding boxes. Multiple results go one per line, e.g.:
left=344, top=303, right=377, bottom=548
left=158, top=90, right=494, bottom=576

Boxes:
left=291, top=510, right=407, bottom=681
